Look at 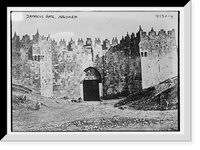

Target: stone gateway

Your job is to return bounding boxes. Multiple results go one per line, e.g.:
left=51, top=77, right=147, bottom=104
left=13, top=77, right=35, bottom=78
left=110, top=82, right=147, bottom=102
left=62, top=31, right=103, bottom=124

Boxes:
left=80, top=67, right=102, bottom=101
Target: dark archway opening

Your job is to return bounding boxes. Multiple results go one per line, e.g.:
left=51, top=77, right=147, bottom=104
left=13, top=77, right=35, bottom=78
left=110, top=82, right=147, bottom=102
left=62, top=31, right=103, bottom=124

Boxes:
left=82, top=67, right=102, bottom=101
left=83, top=80, right=100, bottom=101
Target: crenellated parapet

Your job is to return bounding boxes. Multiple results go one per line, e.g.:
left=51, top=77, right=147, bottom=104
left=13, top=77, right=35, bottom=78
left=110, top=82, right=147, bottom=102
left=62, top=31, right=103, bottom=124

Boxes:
left=32, top=29, right=41, bottom=44
left=12, top=31, right=20, bottom=43
left=140, top=27, right=176, bottom=40
left=94, top=38, right=101, bottom=46
left=59, top=39, right=66, bottom=47
left=20, top=34, right=31, bottom=45
left=77, top=38, right=84, bottom=47
left=111, top=37, right=118, bottom=46
left=139, top=27, right=177, bottom=57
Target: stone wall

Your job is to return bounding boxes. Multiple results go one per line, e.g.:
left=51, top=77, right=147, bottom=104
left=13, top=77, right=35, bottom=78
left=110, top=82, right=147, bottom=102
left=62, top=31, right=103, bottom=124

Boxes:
left=94, top=45, right=142, bottom=99
left=12, top=27, right=178, bottom=100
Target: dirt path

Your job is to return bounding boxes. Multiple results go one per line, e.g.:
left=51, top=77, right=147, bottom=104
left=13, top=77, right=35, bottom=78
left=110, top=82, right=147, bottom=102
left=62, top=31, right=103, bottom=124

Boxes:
left=12, top=93, right=178, bottom=132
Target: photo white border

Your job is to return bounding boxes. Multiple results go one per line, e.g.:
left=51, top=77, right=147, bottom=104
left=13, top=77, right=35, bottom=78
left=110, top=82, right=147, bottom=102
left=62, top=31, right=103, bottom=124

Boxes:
left=3, top=3, right=191, bottom=142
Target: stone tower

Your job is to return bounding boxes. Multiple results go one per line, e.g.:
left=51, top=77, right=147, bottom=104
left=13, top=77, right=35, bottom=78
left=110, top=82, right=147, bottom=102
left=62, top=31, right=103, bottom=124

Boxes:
left=32, top=32, right=53, bottom=97
left=40, top=36, right=53, bottom=97
left=139, top=26, right=178, bottom=89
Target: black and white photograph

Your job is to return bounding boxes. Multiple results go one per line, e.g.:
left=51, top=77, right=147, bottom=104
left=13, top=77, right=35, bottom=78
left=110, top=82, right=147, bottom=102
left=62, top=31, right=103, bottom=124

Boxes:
left=10, top=9, right=180, bottom=132
left=11, top=11, right=179, bottom=132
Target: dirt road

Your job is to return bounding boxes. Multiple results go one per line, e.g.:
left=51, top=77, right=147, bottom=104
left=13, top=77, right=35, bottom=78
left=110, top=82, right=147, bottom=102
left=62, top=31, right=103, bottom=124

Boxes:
left=12, top=93, right=178, bottom=132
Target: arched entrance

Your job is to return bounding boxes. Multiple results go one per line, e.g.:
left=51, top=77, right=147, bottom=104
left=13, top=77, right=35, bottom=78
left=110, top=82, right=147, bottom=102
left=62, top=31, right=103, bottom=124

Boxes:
left=80, top=67, right=102, bottom=101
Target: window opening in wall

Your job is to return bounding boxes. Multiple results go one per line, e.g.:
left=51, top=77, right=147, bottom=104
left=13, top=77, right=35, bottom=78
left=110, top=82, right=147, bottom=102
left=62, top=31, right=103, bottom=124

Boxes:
left=144, top=52, right=147, bottom=57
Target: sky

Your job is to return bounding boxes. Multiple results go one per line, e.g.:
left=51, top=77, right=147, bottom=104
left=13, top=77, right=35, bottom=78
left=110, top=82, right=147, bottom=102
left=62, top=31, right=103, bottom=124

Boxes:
left=11, top=11, right=178, bottom=44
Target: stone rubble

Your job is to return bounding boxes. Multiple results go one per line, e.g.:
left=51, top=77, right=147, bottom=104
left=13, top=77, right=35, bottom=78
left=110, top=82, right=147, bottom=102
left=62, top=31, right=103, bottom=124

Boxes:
left=23, top=116, right=177, bottom=132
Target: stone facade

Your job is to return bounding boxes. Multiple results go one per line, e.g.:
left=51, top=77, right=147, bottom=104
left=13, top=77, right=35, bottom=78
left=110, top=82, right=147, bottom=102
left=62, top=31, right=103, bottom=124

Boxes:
left=12, top=26, right=178, bottom=99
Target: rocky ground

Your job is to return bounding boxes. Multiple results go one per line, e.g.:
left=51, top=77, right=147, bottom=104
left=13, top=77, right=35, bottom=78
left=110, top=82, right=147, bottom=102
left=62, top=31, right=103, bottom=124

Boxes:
left=12, top=89, right=179, bottom=132
left=114, top=76, right=178, bottom=111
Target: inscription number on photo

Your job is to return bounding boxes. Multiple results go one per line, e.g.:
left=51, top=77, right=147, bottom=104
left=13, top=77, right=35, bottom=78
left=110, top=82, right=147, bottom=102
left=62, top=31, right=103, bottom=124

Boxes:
left=155, top=14, right=174, bottom=19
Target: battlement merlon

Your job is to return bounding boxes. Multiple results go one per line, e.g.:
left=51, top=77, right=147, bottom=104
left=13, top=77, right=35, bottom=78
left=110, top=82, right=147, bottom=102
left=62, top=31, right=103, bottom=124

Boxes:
left=139, top=27, right=176, bottom=40
left=13, top=27, right=176, bottom=51
left=139, top=28, right=177, bottom=57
